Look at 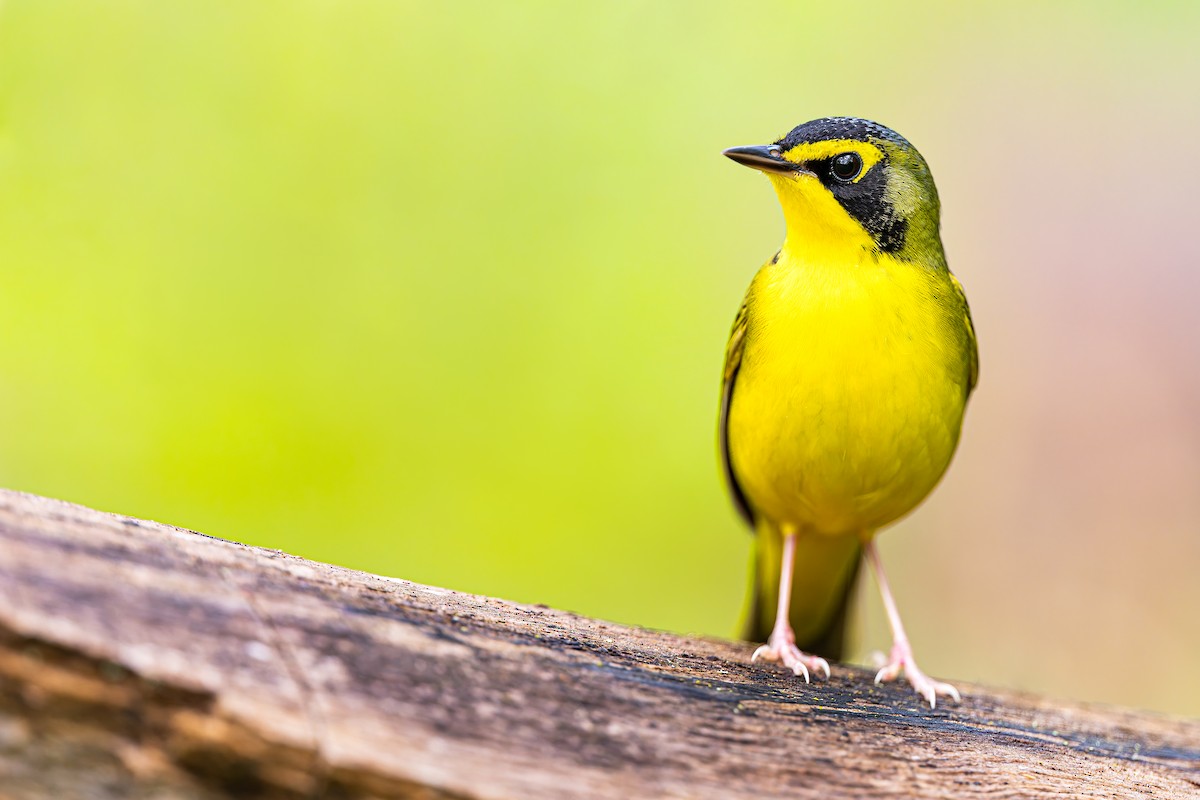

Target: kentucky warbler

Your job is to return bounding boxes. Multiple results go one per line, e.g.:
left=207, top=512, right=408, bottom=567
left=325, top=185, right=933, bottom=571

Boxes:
left=719, top=117, right=977, bottom=707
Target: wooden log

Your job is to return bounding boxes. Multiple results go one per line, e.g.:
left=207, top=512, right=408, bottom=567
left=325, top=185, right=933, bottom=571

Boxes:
left=0, top=489, right=1197, bottom=799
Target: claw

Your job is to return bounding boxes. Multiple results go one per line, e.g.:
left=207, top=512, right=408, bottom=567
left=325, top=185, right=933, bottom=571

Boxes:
left=874, top=640, right=959, bottom=709
left=813, top=656, right=830, bottom=680
left=873, top=661, right=902, bottom=685
left=748, top=531, right=831, bottom=685
left=863, top=539, right=960, bottom=709
left=750, top=631, right=828, bottom=684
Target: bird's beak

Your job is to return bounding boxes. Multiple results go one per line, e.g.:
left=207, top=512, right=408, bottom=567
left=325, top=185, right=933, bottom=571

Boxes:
left=722, top=144, right=803, bottom=175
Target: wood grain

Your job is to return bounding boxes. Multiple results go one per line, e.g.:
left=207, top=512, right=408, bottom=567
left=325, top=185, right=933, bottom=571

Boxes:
left=0, top=490, right=1197, bottom=799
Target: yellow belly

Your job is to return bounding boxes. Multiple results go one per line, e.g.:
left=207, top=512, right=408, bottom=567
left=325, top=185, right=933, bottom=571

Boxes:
left=727, top=250, right=971, bottom=536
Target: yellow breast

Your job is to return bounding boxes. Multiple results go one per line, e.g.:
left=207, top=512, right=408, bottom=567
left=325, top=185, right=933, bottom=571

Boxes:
left=727, top=248, right=972, bottom=536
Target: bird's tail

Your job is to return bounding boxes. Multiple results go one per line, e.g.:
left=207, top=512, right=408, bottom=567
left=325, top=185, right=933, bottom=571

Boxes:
left=741, top=527, right=862, bottom=660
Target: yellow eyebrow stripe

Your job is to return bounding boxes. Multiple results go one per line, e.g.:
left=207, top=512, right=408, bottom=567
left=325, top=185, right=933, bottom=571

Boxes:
left=780, top=139, right=885, bottom=182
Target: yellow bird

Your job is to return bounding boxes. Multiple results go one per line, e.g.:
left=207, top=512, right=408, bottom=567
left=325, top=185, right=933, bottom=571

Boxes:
left=720, top=117, right=977, bottom=707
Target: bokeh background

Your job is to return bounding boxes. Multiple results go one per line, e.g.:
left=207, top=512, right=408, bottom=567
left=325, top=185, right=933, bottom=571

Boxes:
left=1, top=1, right=1197, bottom=716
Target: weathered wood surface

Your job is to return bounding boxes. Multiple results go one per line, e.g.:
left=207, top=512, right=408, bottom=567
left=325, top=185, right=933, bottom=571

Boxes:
left=0, top=490, right=1197, bottom=799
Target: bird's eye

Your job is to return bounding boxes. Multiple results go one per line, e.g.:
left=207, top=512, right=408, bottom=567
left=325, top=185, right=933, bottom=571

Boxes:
left=768, top=146, right=783, bottom=158
left=830, top=152, right=863, bottom=182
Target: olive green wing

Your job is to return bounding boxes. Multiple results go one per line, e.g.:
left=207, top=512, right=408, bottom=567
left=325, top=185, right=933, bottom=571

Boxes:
left=950, top=272, right=979, bottom=396
left=719, top=299, right=754, bottom=526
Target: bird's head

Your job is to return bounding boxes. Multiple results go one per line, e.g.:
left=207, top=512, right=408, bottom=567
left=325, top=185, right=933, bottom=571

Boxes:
left=724, top=117, right=943, bottom=264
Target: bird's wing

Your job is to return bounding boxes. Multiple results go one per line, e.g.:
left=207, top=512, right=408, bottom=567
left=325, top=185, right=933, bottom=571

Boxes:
left=719, top=298, right=755, bottom=525
left=950, top=272, right=979, bottom=396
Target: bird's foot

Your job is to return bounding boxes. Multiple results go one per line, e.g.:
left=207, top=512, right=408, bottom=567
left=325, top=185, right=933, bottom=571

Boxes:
left=751, top=629, right=830, bottom=683
left=874, top=640, right=959, bottom=708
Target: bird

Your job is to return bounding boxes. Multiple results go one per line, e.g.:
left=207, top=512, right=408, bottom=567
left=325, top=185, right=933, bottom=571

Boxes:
left=719, top=117, right=977, bottom=707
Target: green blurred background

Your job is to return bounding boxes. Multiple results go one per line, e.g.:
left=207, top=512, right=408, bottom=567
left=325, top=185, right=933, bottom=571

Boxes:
left=1, top=1, right=1198, bottom=716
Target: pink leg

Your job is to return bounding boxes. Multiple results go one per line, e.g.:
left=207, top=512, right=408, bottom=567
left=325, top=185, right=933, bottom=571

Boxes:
left=750, top=530, right=830, bottom=682
left=865, top=539, right=960, bottom=708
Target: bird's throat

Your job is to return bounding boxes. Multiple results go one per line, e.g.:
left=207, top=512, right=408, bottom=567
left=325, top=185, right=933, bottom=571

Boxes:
left=769, top=175, right=876, bottom=265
